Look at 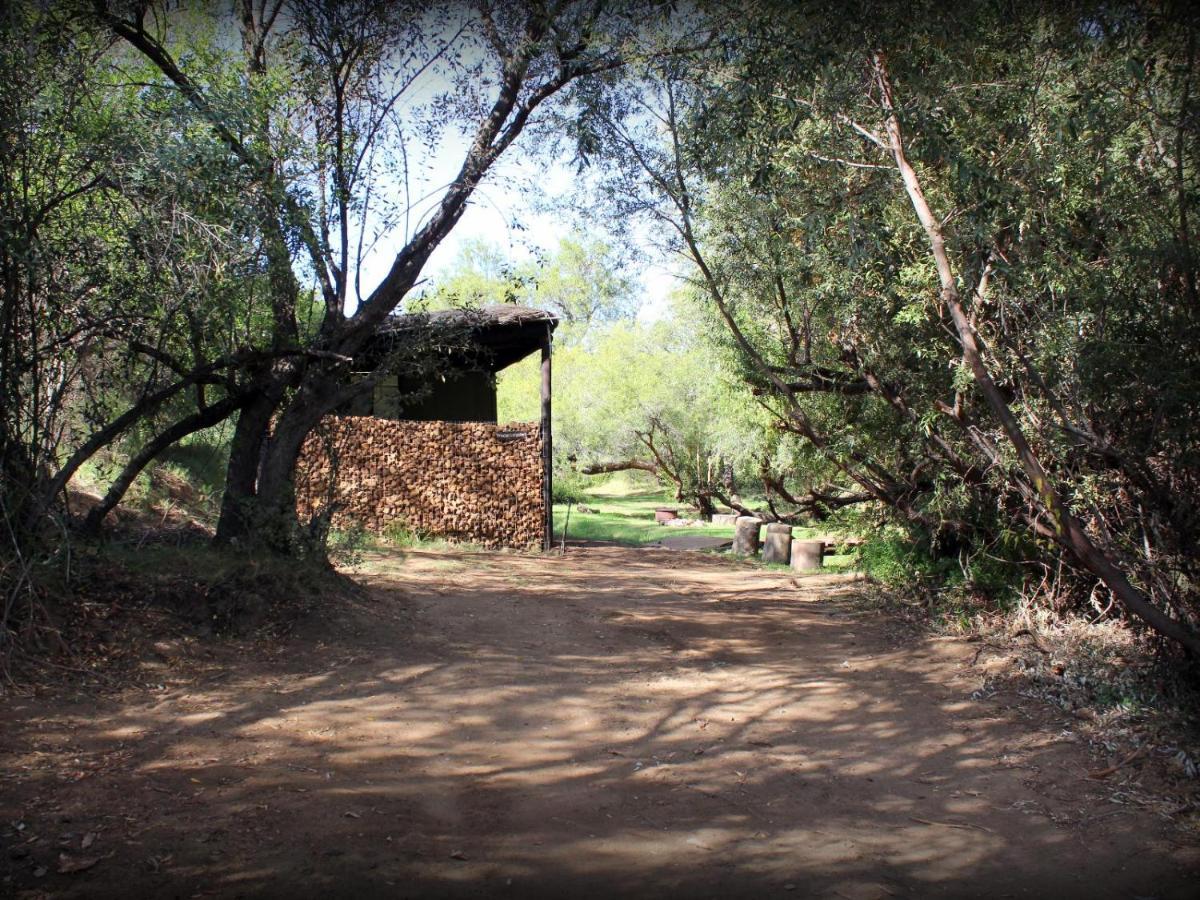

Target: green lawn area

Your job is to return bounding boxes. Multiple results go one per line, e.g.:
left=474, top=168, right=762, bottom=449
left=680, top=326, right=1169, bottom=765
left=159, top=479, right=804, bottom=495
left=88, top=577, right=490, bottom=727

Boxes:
left=553, top=488, right=730, bottom=545
left=553, top=483, right=858, bottom=571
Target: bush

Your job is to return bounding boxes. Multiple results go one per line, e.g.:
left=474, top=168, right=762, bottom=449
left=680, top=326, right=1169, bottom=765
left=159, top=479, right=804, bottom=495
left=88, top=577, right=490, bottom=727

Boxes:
left=157, top=432, right=229, bottom=496
left=326, top=524, right=370, bottom=567
left=859, top=526, right=1027, bottom=619
left=552, top=470, right=590, bottom=505
left=859, top=528, right=951, bottom=588
left=381, top=521, right=428, bottom=547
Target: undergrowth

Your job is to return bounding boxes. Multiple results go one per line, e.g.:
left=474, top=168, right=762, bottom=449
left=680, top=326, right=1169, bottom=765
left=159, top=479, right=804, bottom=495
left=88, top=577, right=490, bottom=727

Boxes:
left=854, top=526, right=1200, bottom=803
left=378, top=521, right=485, bottom=553
left=1, top=538, right=359, bottom=692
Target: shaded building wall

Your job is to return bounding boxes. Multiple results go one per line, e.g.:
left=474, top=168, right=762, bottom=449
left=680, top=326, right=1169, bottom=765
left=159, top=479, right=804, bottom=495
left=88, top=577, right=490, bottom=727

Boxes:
left=344, top=371, right=498, bottom=423
left=295, top=416, right=544, bottom=550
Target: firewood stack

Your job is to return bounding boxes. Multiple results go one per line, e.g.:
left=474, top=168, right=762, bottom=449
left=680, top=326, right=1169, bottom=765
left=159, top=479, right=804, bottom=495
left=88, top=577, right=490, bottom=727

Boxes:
left=295, top=416, right=544, bottom=549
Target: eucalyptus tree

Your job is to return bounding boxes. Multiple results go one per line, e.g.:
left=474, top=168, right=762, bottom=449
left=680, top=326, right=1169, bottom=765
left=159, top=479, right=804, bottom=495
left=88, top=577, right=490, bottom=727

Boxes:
left=587, top=1, right=1200, bottom=653
left=88, top=0, right=707, bottom=553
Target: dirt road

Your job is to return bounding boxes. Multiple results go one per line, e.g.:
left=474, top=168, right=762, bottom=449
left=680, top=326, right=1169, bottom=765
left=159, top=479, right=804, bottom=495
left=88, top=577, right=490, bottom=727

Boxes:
left=2, top=546, right=1196, bottom=898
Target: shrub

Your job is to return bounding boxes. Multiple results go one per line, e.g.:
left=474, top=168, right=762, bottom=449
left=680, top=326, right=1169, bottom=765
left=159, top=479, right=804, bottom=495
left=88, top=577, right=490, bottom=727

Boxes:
left=552, top=470, right=590, bottom=505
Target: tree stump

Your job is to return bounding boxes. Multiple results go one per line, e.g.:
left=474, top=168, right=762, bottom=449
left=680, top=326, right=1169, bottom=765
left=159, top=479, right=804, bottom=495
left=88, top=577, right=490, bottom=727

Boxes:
left=762, top=522, right=793, bottom=564
left=791, top=539, right=825, bottom=572
left=732, top=516, right=762, bottom=556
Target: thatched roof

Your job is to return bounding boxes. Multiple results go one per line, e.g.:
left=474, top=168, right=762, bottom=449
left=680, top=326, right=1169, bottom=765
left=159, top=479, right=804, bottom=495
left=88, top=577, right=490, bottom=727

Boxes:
left=365, top=304, right=559, bottom=373
left=412, top=304, right=557, bottom=328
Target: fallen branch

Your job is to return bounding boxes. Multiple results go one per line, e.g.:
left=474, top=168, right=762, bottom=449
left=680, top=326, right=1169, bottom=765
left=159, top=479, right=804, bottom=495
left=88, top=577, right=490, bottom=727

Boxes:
left=908, top=816, right=994, bottom=833
left=580, top=459, right=658, bottom=475
left=1087, top=745, right=1148, bottom=780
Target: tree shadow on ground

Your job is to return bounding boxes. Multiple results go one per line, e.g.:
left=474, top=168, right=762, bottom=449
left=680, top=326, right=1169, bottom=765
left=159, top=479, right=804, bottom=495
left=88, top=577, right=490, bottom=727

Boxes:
left=1, top=546, right=1195, bottom=898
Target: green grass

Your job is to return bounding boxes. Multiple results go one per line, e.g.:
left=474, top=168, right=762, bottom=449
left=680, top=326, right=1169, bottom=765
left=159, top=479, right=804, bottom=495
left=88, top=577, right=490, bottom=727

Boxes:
left=375, top=522, right=486, bottom=554
left=553, top=485, right=852, bottom=557
left=554, top=489, right=730, bottom=545
left=759, top=554, right=857, bottom=574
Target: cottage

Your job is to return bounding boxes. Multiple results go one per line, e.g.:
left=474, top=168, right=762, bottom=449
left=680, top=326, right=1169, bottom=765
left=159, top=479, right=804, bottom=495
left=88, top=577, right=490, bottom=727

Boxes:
left=295, top=305, right=558, bottom=550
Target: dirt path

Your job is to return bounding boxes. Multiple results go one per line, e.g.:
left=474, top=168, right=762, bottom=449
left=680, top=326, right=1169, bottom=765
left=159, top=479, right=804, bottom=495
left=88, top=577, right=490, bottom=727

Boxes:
left=2, top=546, right=1196, bottom=898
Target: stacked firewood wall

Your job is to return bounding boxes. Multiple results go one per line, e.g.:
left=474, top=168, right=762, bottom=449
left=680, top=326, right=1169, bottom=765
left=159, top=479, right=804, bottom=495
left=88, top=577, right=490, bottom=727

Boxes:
left=295, top=416, right=544, bottom=549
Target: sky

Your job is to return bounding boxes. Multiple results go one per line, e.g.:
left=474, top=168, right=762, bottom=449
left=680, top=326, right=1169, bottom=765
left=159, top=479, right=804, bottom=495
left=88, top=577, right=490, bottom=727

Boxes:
left=337, top=7, right=682, bottom=324
left=192, top=2, right=683, bottom=322
left=354, top=126, right=680, bottom=323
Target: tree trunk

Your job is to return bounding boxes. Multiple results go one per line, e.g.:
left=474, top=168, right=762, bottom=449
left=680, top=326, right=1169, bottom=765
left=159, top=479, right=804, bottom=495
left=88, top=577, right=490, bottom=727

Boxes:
left=732, top=516, right=762, bottom=556
left=250, top=373, right=345, bottom=555
left=214, top=391, right=279, bottom=546
left=84, top=394, right=246, bottom=534
left=874, top=52, right=1200, bottom=656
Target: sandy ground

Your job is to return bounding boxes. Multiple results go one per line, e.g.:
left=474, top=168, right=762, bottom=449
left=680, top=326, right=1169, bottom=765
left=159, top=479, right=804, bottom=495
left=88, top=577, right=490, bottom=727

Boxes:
left=1, top=545, right=1197, bottom=899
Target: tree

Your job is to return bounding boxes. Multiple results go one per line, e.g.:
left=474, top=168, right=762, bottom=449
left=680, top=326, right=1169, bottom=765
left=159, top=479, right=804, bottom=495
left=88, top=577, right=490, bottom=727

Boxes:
left=528, top=232, right=639, bottom=331
left=415, top=237, right=530, bottom=310
left=1, top=3, right=283, bottom=646
left=86, top=0, right=705, bottom=555
left=498, top=302, right=847, bottom=521
left=586, top=0, right=1200, bottom=653
left=419, top=232, right=638, bottom=340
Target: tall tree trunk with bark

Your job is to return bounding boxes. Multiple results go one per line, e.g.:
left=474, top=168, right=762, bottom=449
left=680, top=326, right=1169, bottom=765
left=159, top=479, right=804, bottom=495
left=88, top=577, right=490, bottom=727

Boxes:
left=872, top=52, right=1200, bottom=656
left=214, top=389, right=281, bottom=546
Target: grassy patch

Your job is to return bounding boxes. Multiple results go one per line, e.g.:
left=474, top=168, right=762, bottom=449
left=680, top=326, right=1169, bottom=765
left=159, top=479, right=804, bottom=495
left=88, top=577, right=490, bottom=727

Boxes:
left=763, top=552, right=858, bottom=574
left=554, top=489, right=732, bottom=545
left=375, top=522, right=486, bottom=554
left=821, top=553, right=857, bottom=572
left=553, top=486, right=855, bottom=562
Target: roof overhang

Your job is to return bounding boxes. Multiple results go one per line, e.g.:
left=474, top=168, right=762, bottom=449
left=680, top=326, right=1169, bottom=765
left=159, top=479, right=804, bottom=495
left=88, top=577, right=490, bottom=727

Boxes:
left=361, top=305, right=559, bottom=374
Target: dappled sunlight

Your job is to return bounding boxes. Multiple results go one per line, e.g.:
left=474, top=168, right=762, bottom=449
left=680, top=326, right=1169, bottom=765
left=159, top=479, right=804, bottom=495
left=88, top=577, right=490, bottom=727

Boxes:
left=2, top=545, right=1195, bottom=898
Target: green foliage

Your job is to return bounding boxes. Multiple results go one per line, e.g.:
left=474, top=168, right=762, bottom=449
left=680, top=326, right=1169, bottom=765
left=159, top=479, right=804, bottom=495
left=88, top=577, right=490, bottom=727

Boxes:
left=577, top=0, right=1200, bottom=654
left=416, top=239, right=531, bottom=311
left=859, top=524, right=1032, bottom=618
left=156, top=430, right=231, bottom=498
left=378, top=520, right=484, bottom=553
left=379, top=521, right=435, bottom=549
left=527, top=234, right=639, bottom=329
left=326, top=524, right=370, bottom=569
left=497, top=353, right=542, bottom=423
left=417, top=233, right=637, bottom=336
left=858, top=529, right=953, bottom=589
left=566, top=316, right=762, bottom=486
left=551, top=470, right=590, bottom=505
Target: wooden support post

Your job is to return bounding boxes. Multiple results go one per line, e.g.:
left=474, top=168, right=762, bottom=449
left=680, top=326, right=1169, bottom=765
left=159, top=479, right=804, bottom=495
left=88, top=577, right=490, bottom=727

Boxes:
left=541, top=327, right=553, bottom=551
